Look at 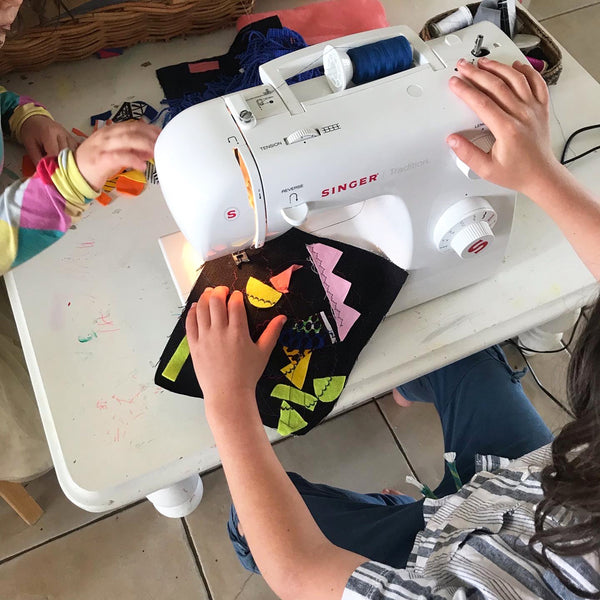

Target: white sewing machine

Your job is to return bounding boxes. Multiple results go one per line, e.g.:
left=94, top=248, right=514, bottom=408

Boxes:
left=156, top=22, right=526, bottom=313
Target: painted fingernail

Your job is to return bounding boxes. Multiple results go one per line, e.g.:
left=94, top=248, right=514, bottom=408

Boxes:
left=447, top=136, right=458, bottom=148
left=457, top=58, right=465, bottom=65
left=479, top=56, right=489, bottom=63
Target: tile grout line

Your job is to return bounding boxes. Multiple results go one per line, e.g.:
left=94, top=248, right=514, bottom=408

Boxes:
left=538, top=2, right=600, bottom=22
left=0, top=498, right=145, bottom=567
left=374, top=399, right=419, bottom=480
left=181, top=517, right=214, bottom=600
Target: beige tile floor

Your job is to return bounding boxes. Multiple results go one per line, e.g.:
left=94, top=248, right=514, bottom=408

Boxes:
left=1, top=1, right=598, bottom=598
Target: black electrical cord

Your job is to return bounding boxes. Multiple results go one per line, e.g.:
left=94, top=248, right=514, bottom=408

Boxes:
left=506, top=339, right=575, bottom=418
left=509, top=308, right=586, bottom=354
left=503, top=306, right=592, bottom=415
left=560, top=124, right=600, bottom=165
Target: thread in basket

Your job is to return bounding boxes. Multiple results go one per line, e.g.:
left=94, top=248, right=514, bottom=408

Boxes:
left=324, top=36, right=413, bottom=92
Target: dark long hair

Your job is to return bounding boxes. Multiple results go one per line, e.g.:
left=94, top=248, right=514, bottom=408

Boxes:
left=530, top=298, right=600, bottom=598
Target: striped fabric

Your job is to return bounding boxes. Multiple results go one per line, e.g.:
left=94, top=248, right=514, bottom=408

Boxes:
left=344, top=445, right=600, bottom=599
left=0, top=87, right=98, bottom=274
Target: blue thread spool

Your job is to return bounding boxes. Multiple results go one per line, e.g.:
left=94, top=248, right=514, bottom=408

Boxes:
left=323, top=36, right=413, bottom=92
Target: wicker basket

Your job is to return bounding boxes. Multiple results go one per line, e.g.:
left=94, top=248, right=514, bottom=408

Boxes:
left=420, top=3, right=562, bottom=84
left=0, top=0, right=255, bottom=75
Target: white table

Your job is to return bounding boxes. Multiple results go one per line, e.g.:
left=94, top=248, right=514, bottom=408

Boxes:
left=3, top=1, right=599, bottom=515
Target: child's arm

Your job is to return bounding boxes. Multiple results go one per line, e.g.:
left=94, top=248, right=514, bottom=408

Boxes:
left=186, top=287, right=367, bottom=600
left=0, top=121, right=159, bottom=274
left=448, top=58, right=600, bottom=280
left=0, top=86, right=76, bottom=163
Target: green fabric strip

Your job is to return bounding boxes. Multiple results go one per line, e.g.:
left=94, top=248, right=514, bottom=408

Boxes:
left=162, top=336, right=190, bottom=382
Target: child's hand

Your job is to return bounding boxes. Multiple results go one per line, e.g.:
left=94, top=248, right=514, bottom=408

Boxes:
left=74, top=121, right=160, bottom=191
left=186, top=287, right=287, bottom=409
left=19, top=115, right=78, bottom=164
left=447, top=58, right=562, bottom=197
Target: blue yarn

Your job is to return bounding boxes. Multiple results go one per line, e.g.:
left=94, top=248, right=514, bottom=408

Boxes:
left=347, top=35, right=413, bottom=86
left=163, top=27, right=322, bottom=123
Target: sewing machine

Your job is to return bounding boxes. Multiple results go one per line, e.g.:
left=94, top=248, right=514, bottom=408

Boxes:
left=156, top=22, right=527, bottom=313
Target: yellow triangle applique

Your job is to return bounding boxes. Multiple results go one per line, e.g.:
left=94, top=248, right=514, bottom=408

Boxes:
left=280, top=347, right=312, bottom=389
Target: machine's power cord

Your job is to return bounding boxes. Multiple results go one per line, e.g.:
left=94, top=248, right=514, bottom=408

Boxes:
left=503, top=307, right=591, bottom=417
left=508, top=308, right=586, bottom=355
left=506, top=339, right=575, bottom=418
left=560, top=124, right=600, bottom=165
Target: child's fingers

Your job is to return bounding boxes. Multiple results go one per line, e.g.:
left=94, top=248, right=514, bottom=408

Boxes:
left=228, top=290, right=248, bottom=332
left=208, top=286, right=229, bottom=328
left=185, top=303, right=199, bottom=342
left=446, top=134, right=493, bottom=180
left=475, top=57, right=533, bottom=104
left=44, top=136, right=61, bottom=158
left=24, top=140, right=43, bottom=165
left=455, top=60, right=521, bottom=116
left=197, top=287, right=214, bottom=330
left=96, top=121, right=160, bottom=147
left=95, top=132, right=158, bottom=156
left=512, top=60, right=548, bottom=105
left=448, top=75, right=508, bottom=136
left=67, top=135, right=79, bottom=152
left=257, top=315, right=287, bottom=356
left=99, top=150, right=150, bottom=172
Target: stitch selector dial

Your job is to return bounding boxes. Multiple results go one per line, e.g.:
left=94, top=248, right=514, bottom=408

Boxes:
left=433, top=197, right=497, bottom=259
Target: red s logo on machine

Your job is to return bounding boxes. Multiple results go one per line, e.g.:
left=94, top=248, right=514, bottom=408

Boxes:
left=225, top=208, right=239, bottom=221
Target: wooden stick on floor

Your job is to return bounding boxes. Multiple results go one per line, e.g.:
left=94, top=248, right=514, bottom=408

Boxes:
left=0, top=481, right=44, bottom=525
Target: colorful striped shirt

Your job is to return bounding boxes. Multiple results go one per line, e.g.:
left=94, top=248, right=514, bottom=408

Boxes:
left=344, top=445, right=600, bottom=599
left=0, top=86, right=98, bottom=274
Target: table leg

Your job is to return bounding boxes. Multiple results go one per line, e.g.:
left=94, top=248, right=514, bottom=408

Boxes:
left=146, top=474, right=204, bottom=518
left=0, top=481, right=44, bottom=525
left=517, top=308, right=581, bottom=353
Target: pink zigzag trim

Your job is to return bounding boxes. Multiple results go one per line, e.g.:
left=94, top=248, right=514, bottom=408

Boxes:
left=306, top=243, right=360, bottom=341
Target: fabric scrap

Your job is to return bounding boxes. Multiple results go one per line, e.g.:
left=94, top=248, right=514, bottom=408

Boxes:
left=313, top=376, right=346, bottom=403
left=246, top=276, right=282, bottom=308
left=270, top=264, right=302, bottom=293
left=115, top=170, right=146, bottom=196
left=113, top=102, right=133, bottom=123
left=162, top=336, right=190, bottom=382
left=154, top=228, right=408, bottom=436
left=145, top=160, right=159, bottom=185
left=236, top=0, right=389, bottom=45
left=90, top=110, right=112, bottom=126
left=306, top=243, right=360, bottom=341
left=156, top=18, right=321, bottom=122
left=103, top=169, right=126, bottom=193
left=96, top=192, right=112, bottom=206
left=272, top=385, right=317, bottom=411
left=281, top=347, right=312, bottom=389
left=279, top=312, right=336, bottom=351
left=278, top=400, right=309, bottom=436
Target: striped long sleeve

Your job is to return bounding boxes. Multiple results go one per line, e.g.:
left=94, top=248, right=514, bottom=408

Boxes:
left=0, top=87, right=98, bottom=274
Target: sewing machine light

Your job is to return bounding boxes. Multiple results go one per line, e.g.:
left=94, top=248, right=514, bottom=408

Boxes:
left=234, top=148, right=255, bottom=210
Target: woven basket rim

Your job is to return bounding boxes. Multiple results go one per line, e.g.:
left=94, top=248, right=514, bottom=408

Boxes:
left=419, top=2, right=563, bottom=84
left=0, top=0, right=255, bottom=74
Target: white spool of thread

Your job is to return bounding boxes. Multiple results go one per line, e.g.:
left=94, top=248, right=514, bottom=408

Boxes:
left=431, top=6, right=473, bottom=37
left=323, top=45, right=354, bottom=92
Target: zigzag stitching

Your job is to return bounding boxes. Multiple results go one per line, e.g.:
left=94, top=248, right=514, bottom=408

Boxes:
left=246, top=292, right=276, bottom=307
left=309, top=250, right=345, bottom=326
left=315, top=376, right=333, bottom=400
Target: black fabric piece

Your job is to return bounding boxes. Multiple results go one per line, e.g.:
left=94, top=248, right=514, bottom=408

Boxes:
left=155, top=228, right=408, bottom=435
left=156, top=16, right=283, bottom=100
left=113, top=101, right=133, bottom=122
